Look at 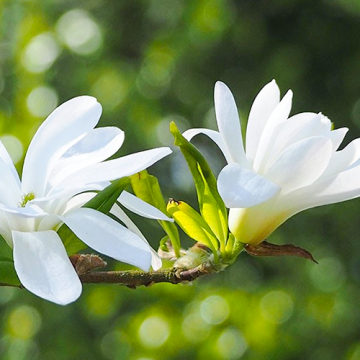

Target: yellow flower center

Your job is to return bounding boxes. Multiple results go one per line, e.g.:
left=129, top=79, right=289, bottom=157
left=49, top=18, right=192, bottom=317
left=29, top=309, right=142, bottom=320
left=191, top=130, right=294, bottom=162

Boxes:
left=20, top=192, right=35, bottom=207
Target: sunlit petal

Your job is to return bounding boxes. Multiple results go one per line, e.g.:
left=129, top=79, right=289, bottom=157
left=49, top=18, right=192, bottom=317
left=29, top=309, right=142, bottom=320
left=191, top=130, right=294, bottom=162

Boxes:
left=118, top=191, right=173, bottom=221
left=110, top=204, right=162, bottom=271
left=218, top=163, right=281, bottom=208
left=62, top=208, right=152, bottom=271
left=13, top=230, right=82, bottom=305
left=214, top=81, right=247, bottom=166
left=246, top=80, right=280, bottom=163
left=22, top=96, right=102, bottom=196
left=183, top=128, right=232, bottom=163
left=265, top=136, right=332, bottom=194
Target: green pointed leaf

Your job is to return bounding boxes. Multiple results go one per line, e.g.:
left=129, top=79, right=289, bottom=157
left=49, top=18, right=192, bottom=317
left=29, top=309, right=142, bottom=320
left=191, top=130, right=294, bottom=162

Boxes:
left=84, top=177, right=130, bottom=213
left=131, top=170, right=181, bottom=258
left=170, top=122, right=228, bottom=248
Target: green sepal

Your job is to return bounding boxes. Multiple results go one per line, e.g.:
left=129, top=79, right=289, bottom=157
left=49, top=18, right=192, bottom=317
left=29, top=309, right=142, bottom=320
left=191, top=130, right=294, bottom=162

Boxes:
left=170, top=122, right=228, bottom=250
left=0, top=258, right=20, bottom=286
left=223, top=233, right=245, bottom=263
left=167, top=199, right=218, bottom=260
left=58, top=177, right=130, bottom=255
left=83, top=177, right=130, bottom=213
left=130, top=170, right=181, bottom=258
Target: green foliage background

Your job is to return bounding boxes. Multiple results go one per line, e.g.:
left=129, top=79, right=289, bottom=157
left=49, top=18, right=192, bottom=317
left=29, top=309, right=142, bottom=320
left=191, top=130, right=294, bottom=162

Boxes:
left=1, top=0, right=360, bottom=359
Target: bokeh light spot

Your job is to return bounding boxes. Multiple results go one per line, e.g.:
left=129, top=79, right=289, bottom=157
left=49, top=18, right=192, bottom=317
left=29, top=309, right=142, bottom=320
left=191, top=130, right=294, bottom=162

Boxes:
left=22, top=32, right=60, bottom=73
left=310, top=257, right=346, bottom=292
left=182, top=312, right=211, bottom=343
left=0, top=135, right=23, bottom=165
left=200, top=295, right=230, bottom=325
left=7, top=306, right=41, bottom=339
left=27, top=86, right=59, bottom=118
left=56, top=9, right=103, bottom=55
left=216, top=327, right=248, bottom=359
left=138, top=315, right=170, bottom=349
left=260, top=290, right=294, bottom=324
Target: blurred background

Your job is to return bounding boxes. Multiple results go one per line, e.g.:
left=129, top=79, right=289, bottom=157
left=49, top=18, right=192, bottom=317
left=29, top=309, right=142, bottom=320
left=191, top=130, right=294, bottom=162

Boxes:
left=1, top=0, right=360, bottom=359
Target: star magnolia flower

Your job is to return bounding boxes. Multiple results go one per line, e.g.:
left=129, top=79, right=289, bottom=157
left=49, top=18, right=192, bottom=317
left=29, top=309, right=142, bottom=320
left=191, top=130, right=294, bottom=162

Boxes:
left=184, top=80, right=360, bottom=245
left=0, top=96, right=172, bottom=305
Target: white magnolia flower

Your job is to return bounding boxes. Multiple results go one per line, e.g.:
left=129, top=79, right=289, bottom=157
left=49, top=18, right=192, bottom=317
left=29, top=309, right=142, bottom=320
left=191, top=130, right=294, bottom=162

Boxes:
left=184, top=80, right=360, bottom=245
left=0, top=96, right=172, bottom=305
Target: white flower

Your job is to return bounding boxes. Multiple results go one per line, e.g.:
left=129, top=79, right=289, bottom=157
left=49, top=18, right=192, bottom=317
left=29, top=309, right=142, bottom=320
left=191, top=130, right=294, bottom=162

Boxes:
left=0, top=96, right=172, bottom=305
left=184, top=80, right=360, bottom=245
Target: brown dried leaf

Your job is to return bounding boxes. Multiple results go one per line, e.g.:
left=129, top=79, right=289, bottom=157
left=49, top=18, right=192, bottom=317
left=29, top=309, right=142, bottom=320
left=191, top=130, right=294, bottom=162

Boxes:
left=244, top=241, right=318, bottom=264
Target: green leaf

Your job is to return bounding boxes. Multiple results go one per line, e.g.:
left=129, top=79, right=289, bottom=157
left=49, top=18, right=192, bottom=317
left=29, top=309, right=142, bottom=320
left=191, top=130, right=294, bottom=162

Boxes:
left=131, top=170, right=181, bottom=258
left=170, top=122, right=228, bottom=249
left=0, top=259, right=20, bottom=286
left=84, top=177, right=130, bottom=213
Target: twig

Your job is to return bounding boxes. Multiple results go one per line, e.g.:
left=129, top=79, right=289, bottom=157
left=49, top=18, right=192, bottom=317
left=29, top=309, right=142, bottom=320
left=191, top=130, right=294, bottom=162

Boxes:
left=79, top=261, right=214, bottom=288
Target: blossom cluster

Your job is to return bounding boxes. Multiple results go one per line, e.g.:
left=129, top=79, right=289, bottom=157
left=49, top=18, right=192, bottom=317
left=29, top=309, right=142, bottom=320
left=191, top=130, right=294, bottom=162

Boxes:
left=2, top=80, right=360, bottom=305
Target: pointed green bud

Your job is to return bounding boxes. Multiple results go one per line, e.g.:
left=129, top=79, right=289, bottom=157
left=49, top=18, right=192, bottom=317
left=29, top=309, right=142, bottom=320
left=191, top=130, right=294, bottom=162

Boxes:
left=167, top=199, right=218, bottom=259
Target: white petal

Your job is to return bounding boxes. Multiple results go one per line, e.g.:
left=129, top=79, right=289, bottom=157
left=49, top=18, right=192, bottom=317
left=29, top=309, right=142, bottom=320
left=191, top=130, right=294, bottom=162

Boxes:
left=320, top=138, right=360, bottom=180
left=253, top=90, right=293, bottom=173
left=62, top=208, right=152, bottom=271
left=110, top=204, right=162, bottom=271
left=0, top=158, right=21, bottom=206
left=267, top=113, right=323, bottom=163
left=118, top=191, right=173, bottom=221
left=22, top=96, right=102, bottom=197
left=49, top=127, right=124, bottom=187
left=57, top=147, right=172, bottom=189
left=13, top=230, right=82, bottom=305
left=246, top=80, right=280, bottom=163
left=214, top=82, right=247, bottom=166
left=0, top=140, right=20, bottom=186
left=265, top=136, right=333, bottom=194
left=281, top=164, right=360, bottom=215
left=327, top=128, right=348, bottom=152
left=218, top=163, right=281, bottom=208
left=0, top=204, right=47, bottom=218
left=183, top=128, right=232, bottom=163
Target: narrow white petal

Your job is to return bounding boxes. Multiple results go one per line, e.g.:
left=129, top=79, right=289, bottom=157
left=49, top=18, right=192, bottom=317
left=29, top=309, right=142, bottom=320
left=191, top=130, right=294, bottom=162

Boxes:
left=320, top=138, right=360, bottom=180
left=22, top=96, right=102, bottom=197
left=49, top=127, right=124, bottom=187
left=218, top=163, right=281, bottom=208
left=13, top=230, right=82, bottom=305
left=327, top=128, right=348, bottom=152
left=0, top=140, right=20, bottom=186
left=246, top=80, right=280, bottom=163
left=265, top=136, right=333, bottom=194
left=62, top=208, right=152, bottom=271
left=214, top=82, right=247, bottom=166
left=268, top=113, right=323, bottom=163
left=253, top=90, right=293, bottom=173
left=57, top=147, right=172, bottom=189
left=110, top=204, right=162, bottom=271
left=281, top=164, right=360, bottom=215
left=118, top=191, right=173, bottom=221
left=183, top=128, right=232, bottom=163
left=0, top=204, right=47, bottom=218
left=0, top=158, right=21, bottom=206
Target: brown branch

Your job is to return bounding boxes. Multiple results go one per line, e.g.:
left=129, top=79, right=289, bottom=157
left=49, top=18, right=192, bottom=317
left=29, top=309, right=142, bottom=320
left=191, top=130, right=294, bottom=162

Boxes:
left=79, top=261, right=215, bottom=288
